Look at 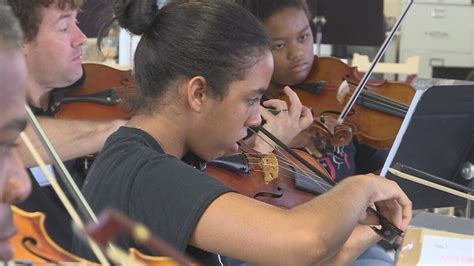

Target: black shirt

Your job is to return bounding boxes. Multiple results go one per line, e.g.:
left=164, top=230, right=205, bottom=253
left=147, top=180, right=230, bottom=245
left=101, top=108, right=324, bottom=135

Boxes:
left=72, top=127, right=233, bottom=264
left=318, top=138, right=388, bottom=182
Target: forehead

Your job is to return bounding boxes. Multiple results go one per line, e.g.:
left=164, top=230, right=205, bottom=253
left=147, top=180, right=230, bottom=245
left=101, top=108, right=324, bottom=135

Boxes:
left=264, top=8, right=310, bottom=38
left=39, top=5, right=77, bottom=26
left=226, top=53, right=273, bottom=95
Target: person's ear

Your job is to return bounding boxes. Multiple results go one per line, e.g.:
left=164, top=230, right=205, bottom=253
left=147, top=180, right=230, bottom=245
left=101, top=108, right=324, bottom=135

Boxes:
left=185, top=76, right=209, bottom=112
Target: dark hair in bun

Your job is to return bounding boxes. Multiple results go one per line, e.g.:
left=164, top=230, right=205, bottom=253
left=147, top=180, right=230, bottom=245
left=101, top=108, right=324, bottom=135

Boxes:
left=107, top=0, right=271, bottom=114
left=114, top=0, right=159, bottom=35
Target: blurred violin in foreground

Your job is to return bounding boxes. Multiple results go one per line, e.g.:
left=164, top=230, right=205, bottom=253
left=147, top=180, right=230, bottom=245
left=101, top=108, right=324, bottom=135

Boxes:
left=11, top=206, right=195, bottom=265
left=13, top=107, right=195, bottom=265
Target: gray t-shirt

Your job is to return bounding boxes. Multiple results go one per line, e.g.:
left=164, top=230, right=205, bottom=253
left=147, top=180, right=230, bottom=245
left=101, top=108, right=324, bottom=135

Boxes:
left=72, top=127, right=232, bottom=264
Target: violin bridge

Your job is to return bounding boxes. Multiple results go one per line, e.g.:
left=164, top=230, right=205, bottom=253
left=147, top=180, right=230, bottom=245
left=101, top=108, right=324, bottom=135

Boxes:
left=336, top=80, right=350, bottom=104
left=260, top=153, right=279, bottom=184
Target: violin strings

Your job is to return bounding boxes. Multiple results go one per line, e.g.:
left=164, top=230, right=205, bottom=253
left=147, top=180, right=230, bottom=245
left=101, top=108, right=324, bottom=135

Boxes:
left=272, top=147, right=333, bottom=192
left=246, top=165, right=306, bottom=186
left=308, top=81, right=408, bottom=107
left=249, top=131, right=334, bottom=192
left=360, top=89, right=408, bottom=111
left=246, top=159, right=332, bottom=193
left=310, top=82, right=408, bottom=115
left=249, top=128, right=330, bottom=191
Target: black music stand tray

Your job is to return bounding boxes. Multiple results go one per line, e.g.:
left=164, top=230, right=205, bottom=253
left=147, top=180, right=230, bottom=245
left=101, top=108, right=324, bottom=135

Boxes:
left=382, top=85, right=474, bottom=210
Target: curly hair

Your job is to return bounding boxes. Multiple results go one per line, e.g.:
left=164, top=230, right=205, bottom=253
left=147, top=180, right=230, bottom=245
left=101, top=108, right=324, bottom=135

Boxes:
left=7, top=0, right=83, bottom=41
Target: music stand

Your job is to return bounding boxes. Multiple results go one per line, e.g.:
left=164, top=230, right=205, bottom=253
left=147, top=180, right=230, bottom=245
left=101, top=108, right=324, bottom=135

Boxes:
left=381, top=85, right=474, bottom=210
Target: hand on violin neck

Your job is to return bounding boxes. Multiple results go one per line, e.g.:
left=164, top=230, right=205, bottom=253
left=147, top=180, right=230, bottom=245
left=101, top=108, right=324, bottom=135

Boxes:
left=254, top=88, right=313, bottom=153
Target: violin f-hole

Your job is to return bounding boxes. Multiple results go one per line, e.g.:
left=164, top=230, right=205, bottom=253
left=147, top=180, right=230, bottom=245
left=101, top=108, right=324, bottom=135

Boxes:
left=254, top=187, right=284, bottom=200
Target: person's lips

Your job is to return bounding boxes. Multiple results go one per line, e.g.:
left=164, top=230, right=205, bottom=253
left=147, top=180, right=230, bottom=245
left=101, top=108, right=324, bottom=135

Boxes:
left=290, top=62, right=308, bottom=73
left=72, top=53, right=83, bottom=62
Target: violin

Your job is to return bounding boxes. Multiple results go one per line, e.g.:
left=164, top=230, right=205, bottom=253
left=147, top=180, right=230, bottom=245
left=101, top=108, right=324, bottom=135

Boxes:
left=205, top=140, right=333, bottom=209
left=48, top=63, right=135, bottom=179
left=11, top=206, right=191, bottom=265
left=11, top=206, right=90, bottom=263
left=283, top=56, right=415, bottom=150
left=49, top=63, right=136, bottom=120
left=205, top=127, right=404, bottom=245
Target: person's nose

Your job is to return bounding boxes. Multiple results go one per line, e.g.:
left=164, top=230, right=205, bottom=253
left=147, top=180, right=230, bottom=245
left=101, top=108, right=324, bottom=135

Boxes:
left=245, top=108, right=262, bottom=128
left=288, top=42, right=304, bottom=62
left=3, top=151, right=31, bottom=204
left=71, top=23, right=87, bottom=48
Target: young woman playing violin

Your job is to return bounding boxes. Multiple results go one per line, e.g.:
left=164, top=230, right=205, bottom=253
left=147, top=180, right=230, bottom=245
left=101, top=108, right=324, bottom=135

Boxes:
left=240, top=1, right=404, bottom=265
left=73, top=1, right=411, bottom=265
left=240, top=0, right=390, bottom=183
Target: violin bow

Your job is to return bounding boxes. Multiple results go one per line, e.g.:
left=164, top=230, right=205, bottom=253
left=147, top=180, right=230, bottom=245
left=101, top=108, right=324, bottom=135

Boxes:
left=253, top=125, right=405, bottom=245
left=337, top=0, right=414, bottom=124
left=388, top=166, right=474, bottom=201
left=22, top=105, right=110, bottom=264
left=23, top=105, right=193, bottom=264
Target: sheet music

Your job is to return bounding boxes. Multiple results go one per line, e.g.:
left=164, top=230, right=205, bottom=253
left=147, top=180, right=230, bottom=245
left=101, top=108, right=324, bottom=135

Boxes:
left=417, top=235, right=474, bottom=265
left=381, top=90, right=425, bottom=177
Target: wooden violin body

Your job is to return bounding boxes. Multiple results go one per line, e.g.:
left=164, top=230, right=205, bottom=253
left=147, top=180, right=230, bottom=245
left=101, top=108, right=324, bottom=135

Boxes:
left=205, top=138, right=404, bottom=244
left=51, top=63, right=136, bottom=120
left=11, top=206, right=94, bottom=264
left=284, top=56, right=416, bottom=149
left=11, top=206, right=179, bottom=265
left=205, top=142, right=333, bottom=209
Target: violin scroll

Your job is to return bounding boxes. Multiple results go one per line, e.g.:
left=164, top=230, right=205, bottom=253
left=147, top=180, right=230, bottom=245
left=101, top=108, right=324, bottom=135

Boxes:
left=289, top=114, right=354, bottom=156
left=84, top=208, right=197, bottom=265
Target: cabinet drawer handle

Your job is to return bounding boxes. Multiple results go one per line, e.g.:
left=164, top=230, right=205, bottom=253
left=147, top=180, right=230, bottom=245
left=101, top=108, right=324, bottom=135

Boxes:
left=431, top=8, right=447, bottom=18
left=424, top=31, right=449, bottom=38
left=429, top=58, right=444, bottom=67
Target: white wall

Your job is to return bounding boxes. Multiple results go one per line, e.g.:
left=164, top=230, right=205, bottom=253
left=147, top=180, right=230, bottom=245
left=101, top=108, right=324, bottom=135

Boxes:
left=385, top=0, right=403, bottom=18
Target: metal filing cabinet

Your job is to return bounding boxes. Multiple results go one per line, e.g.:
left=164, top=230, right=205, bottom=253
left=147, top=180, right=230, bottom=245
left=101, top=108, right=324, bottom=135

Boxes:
left=400, top=0, right=474, bottom=78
